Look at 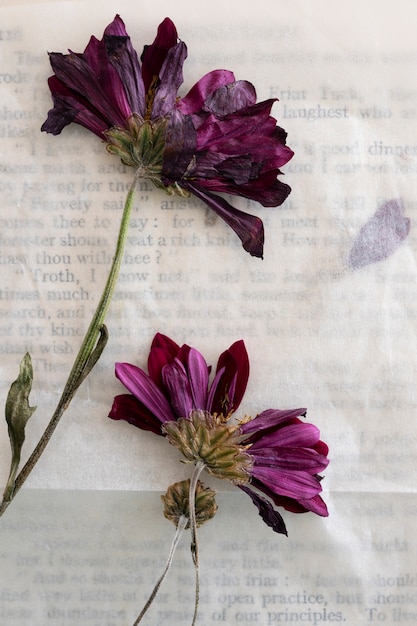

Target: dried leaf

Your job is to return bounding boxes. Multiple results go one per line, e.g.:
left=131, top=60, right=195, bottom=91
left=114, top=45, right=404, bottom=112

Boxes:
left=3, top=353, right=36, bottom=499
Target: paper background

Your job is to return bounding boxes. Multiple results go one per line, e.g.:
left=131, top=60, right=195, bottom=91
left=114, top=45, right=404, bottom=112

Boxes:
left=1, top=1, right=417, bottom=624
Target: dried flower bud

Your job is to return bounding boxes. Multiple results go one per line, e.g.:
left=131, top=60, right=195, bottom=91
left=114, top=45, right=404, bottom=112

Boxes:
left=162, top=479, right=218, bottom=528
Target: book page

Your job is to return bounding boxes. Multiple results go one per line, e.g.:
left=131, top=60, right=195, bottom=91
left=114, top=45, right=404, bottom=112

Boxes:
left=0, top=0, right=417, bottom=623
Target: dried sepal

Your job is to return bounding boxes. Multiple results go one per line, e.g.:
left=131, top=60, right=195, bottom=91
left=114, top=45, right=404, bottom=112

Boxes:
left=3, top=353, right=37, bottom=500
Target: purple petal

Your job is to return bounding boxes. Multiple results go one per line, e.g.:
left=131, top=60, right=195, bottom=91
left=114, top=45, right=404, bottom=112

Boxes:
left=152, top=41, right=187, bottom=118
left=162, top=358, right=194, bottom=417
left=241, top=408, right=307, bottom=435
left=177, top=69, right=236, bottom=114
left=115, top=362, right=176, bottom=423
left=250, top=422, right=321, bottom=450
left=109, top=393, right=164, bottom=435
left=205, top=80, right=257, bottom=115
left=251, top=447, right=329, bottom=473
left=162, top=109, right=196, bottom=182
left=208, top=340, right=249, bottom=414
left=239, top=486, right=288, bottom=535
left=183, top=181, right=264, bottom=258
left=186, top=348, right=210, bottom=409
left=252, top=478, right=329, bottom=516
left=251, top=466, right=322, bottom=500
left=348, top=199, right=410, bottom=269
left=296, top=494, right=329, bottom=516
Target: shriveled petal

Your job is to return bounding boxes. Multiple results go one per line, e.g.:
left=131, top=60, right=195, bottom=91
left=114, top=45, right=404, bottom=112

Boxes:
left=251, top=465, right=323, bottom=500
left=141, top=17, right=178, bottom=92
left=109, top=393, right=164, bottom=435
left=115, top=362, right=176, bottom=423
left=205, top=80, right=257, bottom=115
left=162, top=109, right=196, bottom=182
left=162, top=358, right=193, bottom=417
left=239, top=485, right=287, bottom=535
left=104, top=17, right=145, bottom=115
left=183, top=181, right=264, bottom=258
left=148, top=333, right=180, bottom=387
left=241, top=408, right=307, bottom=436
left=251, top=446, right=329, bottom=474
left=250, top=422, right=322, bottom=450
left=152, top=41, right=187, bottom=118
left=177, top=69, right=236, bottom=114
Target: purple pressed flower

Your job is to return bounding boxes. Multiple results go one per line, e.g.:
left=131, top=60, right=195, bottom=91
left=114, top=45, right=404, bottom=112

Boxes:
left=109, top=334, right=329, bottom=535
left=42, top=16, right=293, bottom=257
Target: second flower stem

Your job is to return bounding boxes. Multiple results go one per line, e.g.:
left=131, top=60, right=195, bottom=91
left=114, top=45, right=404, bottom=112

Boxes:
left=0, top=169, right=141, bottom=516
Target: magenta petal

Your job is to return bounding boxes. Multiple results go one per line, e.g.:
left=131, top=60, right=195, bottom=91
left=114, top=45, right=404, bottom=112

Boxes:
left=241, top=408, right=307, bottom=436
left=177, top=69, right=236, bottom=114
left=348, top=199, right=410, bottom=269
left=162, top=358, right=194, bottom=417
left=297, top=494, right=329, bottom=516
left=251, top=466, right=322, bottom=500
left=115, top=362, right=175, bottom=423
left=104, top=27, right=145, bottom=115
left=109, top=393, right=164, bottom=435
left=184, top=181, right=264, bottom=258
left=186, top=348, right=209, bottom=409
left=239, top=486, right=288, bottom=535
left=205, top=80, right=257, bottom=115
left=209, top=340, right=249, bottom=414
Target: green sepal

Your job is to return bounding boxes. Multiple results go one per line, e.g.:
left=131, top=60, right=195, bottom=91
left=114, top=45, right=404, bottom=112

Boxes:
left=3, top=353, right=37, bottom=500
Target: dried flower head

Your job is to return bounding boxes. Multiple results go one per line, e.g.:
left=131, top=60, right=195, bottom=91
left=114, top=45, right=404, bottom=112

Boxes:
left=109, top=333, right=329, bottom=535
left=41, top=16, right=293, bottom=257
left=162, top=479, right=218, bottom=528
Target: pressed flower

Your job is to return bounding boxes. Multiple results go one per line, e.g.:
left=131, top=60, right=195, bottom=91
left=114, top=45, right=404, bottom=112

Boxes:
left=109, top=333, right=329, bottom=535
left=42, top=16, right=293, bottom=257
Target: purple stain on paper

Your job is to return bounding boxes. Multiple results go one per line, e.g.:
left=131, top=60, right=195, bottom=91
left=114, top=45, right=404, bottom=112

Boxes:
left=348, top=199, right=410, bottom=269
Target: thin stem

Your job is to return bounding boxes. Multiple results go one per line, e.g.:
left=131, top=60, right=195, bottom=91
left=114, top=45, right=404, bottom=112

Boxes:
left=189, top=461, right=205, bottom=626
left=0, top=169, right=141, bottom=516
left=132, top=514, right=188, bottom=625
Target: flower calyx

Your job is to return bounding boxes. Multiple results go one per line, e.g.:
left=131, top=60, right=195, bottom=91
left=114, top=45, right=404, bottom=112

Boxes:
left=163, top=409, right=253, bottom=484
left=162, top=479, right=218, bottom=528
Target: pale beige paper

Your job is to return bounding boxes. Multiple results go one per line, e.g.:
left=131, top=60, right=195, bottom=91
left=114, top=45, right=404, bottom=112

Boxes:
left=0, top=0, right=417, bottom=623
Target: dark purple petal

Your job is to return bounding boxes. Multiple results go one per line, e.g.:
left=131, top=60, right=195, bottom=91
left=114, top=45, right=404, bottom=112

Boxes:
left=162, top=358, right=194, bottom=417
left=241, top=408, right=307, bottom=436
left=152, top=41, right=187, bottom=118
left=251, top=465, right=323, bottom=500
left=141, top=17, right=178, bottom=92
left=104, top=18, right=145, bottom=115
left=209, top=340, right=249, bottom=414
left=148, top=333, right=180, bottom=387
left=239, top=485, right=288, bottom=535
left=183, top=181, right=264, bottom=258
left=109, top=393, right=164, bottom=435
left=162, top=109, right=196, bottom=182
left=348, top=199, right=410, bottom=269
left=115, top=362, right=176, bottom=423
left=177, top=69, right=236, bottom=115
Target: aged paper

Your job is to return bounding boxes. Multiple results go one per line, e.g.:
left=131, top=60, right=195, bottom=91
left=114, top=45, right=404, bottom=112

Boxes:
left=1, top=0, right=417, bottom=623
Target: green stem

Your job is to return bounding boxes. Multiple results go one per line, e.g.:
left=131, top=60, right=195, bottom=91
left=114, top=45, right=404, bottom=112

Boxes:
left=0, top=169, right=141, bottom=516
left=132, top=514, right=188, bottom=625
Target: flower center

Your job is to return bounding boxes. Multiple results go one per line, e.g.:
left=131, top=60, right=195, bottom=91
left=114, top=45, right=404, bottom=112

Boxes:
left=163, top=409, right=253, bottom=484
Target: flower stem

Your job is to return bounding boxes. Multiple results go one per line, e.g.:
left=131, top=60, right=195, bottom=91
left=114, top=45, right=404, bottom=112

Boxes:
left=0, top=169, right=141, bottom=516
left=189, top=461, right=205, bottom=626
left=132, top=514, right=188, bottom=625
